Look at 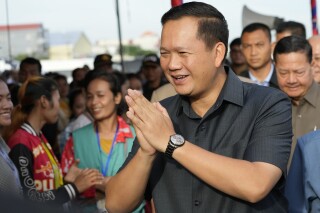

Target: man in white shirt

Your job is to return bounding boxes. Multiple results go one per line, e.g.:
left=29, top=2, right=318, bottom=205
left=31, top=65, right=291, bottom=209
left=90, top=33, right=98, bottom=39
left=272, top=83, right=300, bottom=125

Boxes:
left=240, top=23, right=279, bottom=89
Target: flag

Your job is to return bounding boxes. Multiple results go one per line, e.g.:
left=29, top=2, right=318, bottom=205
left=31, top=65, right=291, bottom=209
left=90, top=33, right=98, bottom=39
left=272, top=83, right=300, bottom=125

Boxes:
left=311, top=0, right=319, bottom=35
left=171, top=0, right=183, bottom=7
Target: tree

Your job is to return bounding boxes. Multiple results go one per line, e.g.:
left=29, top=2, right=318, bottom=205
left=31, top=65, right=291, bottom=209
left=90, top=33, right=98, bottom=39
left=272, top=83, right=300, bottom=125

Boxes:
left=121, top=45, right=155, bottom=56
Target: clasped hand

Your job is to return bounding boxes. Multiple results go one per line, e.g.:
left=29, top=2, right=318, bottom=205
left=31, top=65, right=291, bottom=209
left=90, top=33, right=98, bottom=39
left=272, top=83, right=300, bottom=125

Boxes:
left=125, top=89, right=175, bottom=155
left=64, top=159, right=104, bottom=193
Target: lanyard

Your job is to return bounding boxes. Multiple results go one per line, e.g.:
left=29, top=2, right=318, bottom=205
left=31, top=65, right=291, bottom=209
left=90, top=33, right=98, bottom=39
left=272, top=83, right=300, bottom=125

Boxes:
left=40, top=139, right=63, bottom=188
left=95, top=123, right=119, bottom=176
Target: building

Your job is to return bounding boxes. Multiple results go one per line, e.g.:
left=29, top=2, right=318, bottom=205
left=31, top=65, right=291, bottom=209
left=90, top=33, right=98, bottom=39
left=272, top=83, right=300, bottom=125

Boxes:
left=134, top=31, right=160, bottom=52
left=0, top=23, right=48, bottom=59
left=49, top=32, right=92, bottom=60
left=93, top=31, right=160, bottom=56
left=92, top=39, right=131, bottom=56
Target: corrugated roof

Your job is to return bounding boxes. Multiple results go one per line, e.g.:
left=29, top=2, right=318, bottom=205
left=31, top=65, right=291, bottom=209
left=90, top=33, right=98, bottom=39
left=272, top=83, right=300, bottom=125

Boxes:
left=0, top=23, right=42, bottom=31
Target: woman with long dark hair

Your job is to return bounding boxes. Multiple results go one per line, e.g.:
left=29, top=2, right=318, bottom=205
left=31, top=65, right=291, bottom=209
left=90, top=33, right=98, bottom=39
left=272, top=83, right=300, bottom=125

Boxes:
left=5, top=76, right=102, bottom=206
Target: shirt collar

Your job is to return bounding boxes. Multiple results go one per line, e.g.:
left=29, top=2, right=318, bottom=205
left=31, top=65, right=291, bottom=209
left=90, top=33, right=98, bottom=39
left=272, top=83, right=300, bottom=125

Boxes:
left=178, top=66, right=244, bottom=117
left=222, top=66, right=244, bottom=106
left=115, top=116, right=134, bottom=143
left=248, top=63, right=274, bottom=86
left=303, top=81, right=320, bottom=107
left=21, top=123, right=39, bottom=136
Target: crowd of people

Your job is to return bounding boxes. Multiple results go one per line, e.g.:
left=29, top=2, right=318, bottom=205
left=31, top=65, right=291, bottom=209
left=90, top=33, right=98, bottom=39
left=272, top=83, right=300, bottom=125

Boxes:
left=1, top=1, right=320, bottom=213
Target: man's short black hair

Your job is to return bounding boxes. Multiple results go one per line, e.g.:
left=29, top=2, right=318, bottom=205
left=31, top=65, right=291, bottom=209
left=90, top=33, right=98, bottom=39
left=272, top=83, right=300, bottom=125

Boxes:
left=230, top=38, right=241, bottom=48
left=276, top=21, right=306, bottom=39
left=241, top=23, right=271, bottom=42
left=161, top=1, right=229, bottom=59
left=273, top=35, right=312, bottom=63
left=20, top=57, right=42, bottom=74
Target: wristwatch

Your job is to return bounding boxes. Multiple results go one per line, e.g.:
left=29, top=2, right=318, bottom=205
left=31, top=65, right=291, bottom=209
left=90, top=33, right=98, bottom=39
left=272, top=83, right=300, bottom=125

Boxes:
left=165, top=134, right=185, bottom=158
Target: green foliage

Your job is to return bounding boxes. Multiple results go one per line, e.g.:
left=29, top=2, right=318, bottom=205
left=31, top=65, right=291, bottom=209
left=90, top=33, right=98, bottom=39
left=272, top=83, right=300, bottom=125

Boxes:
left=14, top=53, right=48, bottom=61
left=121, top=45, right=155, bottom=56
left=14, top=54, right=29, bottom=61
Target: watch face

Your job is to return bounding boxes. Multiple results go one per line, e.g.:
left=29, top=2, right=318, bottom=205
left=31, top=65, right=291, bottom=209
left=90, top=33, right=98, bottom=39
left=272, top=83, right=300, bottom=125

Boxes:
left=170, top=134, right=185, bottom=146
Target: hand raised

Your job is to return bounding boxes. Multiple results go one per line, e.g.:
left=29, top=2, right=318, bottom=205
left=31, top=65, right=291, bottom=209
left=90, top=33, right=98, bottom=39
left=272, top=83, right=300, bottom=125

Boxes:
left=127, top=100, right=157, bottom=156
left=125, top=89, right=175, bottom=152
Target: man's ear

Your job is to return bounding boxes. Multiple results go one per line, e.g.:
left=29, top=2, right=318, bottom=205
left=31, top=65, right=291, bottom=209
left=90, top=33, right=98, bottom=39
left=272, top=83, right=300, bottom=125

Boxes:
left=214, top=42, right=226, bottom=67
left=114, top=92, right=122, bottom=105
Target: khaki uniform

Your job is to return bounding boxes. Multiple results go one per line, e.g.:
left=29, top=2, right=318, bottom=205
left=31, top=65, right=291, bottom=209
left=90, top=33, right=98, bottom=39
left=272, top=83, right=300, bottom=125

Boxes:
left=289, top=81, right=320, bottom=167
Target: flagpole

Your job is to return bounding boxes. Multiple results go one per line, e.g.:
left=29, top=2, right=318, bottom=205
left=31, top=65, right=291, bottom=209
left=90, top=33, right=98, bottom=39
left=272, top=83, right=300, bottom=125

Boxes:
left=5, top=0, right=12, bottom=62
left=171, top=0, right=183, bottom=7
left=116, top=0, right=125, bottom=72
left=311, top=0, right=319, bottom=35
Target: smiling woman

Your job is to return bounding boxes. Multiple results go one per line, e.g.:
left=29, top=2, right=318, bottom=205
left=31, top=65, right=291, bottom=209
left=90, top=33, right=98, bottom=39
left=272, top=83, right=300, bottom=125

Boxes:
left=3, top=76, right=103, bottom=207
left=61, top=70, right=145, bottom=212
left=0, top=79, right=22, bottom=197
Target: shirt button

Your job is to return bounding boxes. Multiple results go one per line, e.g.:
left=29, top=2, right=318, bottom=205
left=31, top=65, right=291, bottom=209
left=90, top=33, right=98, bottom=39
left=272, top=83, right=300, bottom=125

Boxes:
left=200, top=125, right=205, bottom=131
left=194, top=200, right=201, bottom=206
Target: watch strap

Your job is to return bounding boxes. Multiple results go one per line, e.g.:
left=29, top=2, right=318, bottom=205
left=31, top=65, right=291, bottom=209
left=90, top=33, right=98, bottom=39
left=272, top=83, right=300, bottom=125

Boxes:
left=165, top=142, right=175, bottom=158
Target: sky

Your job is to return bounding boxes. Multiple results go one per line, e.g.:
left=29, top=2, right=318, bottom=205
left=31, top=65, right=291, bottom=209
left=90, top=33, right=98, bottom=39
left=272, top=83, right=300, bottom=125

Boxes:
left=0, top=0, right=315, bottom=46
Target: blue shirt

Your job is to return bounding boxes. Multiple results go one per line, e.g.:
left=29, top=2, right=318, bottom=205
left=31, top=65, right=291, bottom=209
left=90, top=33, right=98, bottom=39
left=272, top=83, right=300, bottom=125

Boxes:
left=285, top=130, right=320, bottom=213
left=0, top=137, right=22, bottom=197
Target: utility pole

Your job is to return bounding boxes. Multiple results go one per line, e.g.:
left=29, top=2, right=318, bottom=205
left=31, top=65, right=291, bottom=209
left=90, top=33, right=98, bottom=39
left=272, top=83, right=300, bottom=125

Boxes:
left=115, top=0, right=125, bottom=72
left=5, top=0, right=12, bottom=62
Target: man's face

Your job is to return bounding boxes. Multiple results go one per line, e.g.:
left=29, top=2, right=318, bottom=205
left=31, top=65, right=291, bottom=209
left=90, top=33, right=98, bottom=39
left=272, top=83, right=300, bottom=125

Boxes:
left=129, top=77, right=142, bottom=92
left=308, top=37, right=320, bottom=83
left=241, top=29, right=272, bottom=71
left=56, top=78, right=69, bottom=99
left=74, top=68, right=86, bottom=82
left=230, top=44, right=246, bottom=65
left=19, top=63, right=40, bottom=83
left=160, top=16, right=221, bottom=98
left=275, top=52, right=313, bottom=103
left=142, top=64, right=163, bottom=83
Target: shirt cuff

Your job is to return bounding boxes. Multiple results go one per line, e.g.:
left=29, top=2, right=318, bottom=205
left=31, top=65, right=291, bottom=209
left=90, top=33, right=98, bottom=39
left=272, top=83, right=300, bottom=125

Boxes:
left=64, top=183, right=79, bottom=200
